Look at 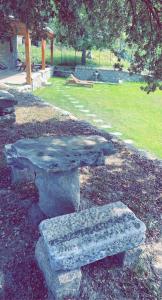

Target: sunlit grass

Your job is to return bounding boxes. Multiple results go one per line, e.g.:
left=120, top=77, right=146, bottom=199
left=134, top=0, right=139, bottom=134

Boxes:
left=34, top=78, right=162, bottom=158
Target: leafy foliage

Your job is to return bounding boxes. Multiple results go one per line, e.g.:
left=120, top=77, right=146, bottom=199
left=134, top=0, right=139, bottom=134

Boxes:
left=0, top=0, right=55, bottom=39
left=0, top=0, right=161, bottom=90
left=124, top=0, right=162, bottom=92
left=54, top=0, right=162, bottom=91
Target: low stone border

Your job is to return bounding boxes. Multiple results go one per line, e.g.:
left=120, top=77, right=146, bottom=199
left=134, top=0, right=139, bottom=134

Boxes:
left=75, top=65, right=144, bottom=83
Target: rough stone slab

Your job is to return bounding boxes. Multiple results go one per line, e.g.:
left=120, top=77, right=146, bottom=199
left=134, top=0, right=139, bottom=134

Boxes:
left=35, top=238, right=82, bottom=300
left=0, top=82, right=10, bottom=90
left=39, top=201, right=146, bottom=271
left=0, top=90, right=17, bottom=108
left=4, top=135, right=115, bottom=173
left=0, top=113, right=16, bottom=126
left=0, top=106, right=15, bottom=115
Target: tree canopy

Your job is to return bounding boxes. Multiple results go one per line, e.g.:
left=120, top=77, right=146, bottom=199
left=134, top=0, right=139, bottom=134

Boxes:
left=54, top=0, right=161, bottom=91
left=0, top=0, right=55, bottom=39
left=0, top=0, right=161, bottom=91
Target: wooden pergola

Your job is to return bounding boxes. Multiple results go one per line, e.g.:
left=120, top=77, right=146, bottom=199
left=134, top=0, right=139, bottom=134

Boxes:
left=9, top=18, right=54, bottom=84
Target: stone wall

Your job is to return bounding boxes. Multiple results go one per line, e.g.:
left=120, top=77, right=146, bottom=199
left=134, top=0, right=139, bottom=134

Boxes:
left=32, top=67, right=54, bottom=90
left=0, top=36, right=17, bottom=69
left=75, top=66, right=144, bottom=83
left=53, top=66, right=75, bottom=78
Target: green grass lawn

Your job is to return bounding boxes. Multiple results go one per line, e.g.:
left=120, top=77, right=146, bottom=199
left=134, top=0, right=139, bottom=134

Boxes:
left=34, top=78, right=162, bottom=158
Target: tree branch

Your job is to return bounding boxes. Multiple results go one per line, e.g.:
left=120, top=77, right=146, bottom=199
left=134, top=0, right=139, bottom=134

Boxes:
left=143, top=0, right=161, bottom=29
left=127, top=0, right=137, bottom=27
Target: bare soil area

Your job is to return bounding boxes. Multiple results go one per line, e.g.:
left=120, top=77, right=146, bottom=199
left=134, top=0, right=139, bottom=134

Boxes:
left=0, top=90, right=161, bottom=300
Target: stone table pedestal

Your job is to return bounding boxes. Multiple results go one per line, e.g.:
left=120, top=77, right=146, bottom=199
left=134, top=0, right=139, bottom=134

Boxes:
left=5, top=135, right=115, bottom=217
left=35, top=168, right=80, bottom=217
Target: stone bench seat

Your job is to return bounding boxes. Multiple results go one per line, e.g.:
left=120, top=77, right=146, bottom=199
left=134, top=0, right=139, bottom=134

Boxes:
left=35, top=201, right=146, bottom=299
left=38, top=201, right=146, bottom=270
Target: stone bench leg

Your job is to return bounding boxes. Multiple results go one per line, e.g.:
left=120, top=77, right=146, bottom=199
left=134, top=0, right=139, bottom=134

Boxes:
left=35, top=238, right=82, bottom=300
left=35, top=168, right=80, bottom=217
left=123, top=246, right=143, bottom=268
left=104, top=246, right=143, bottom=269
left=100, top=247, right=143, bottom=270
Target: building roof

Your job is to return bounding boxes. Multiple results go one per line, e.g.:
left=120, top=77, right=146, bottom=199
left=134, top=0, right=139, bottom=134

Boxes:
left=8, top=16, right=54, bottom=39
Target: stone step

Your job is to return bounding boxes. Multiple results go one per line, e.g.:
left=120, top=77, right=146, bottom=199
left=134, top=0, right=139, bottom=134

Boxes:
left=39, top=201, right=146, bottom=271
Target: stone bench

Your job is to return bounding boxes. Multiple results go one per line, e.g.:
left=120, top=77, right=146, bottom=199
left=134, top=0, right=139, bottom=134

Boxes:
left=5, top=135, right=115, bottom=217
left=0, top=90, right=17, bottom=127
left=35, top=201, right=146, bottom=299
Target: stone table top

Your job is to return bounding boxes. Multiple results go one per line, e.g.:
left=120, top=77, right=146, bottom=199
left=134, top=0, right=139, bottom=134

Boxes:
left=0, top=90, right=17, bottom=108
left=5, top=135, right=115, bottom=172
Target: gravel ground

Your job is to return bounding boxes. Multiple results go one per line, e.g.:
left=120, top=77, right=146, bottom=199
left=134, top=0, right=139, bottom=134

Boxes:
left=0, top=89, right=162, bottom=300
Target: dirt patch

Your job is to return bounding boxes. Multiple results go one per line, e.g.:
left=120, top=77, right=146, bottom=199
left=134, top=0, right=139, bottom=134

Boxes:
left=0, top=90, right=162, bottom=299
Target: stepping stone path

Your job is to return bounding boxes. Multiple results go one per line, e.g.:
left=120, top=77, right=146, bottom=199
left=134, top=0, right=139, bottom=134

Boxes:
left=0, top=90, right=17, bottom=127
left=74, top=105, right=84, bottom=109
left=36, top=201, right=146, bottom=300
left=71, top=100, right=79, bottom=104
left=110, top=132, right=122, bottom=136
left=79, top=109, right=90, bottom=113
left=5, top=135, right=115, bottom=218
left=94, top=119, right=104, bottom=123
left=87, top=113, right=96, bottom=117
left=100, top=124, right=112, bottom=129
left=124, top=139, right=134, bottom=144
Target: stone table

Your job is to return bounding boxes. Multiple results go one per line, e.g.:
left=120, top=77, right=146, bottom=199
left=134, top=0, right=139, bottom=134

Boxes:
left=0, top=90, right=17, bottom=127
left=5, top=135, right=115, bottom=217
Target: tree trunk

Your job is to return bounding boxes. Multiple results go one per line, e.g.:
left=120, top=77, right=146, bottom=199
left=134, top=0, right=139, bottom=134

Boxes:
left=81, top=48, right=86, bottom=65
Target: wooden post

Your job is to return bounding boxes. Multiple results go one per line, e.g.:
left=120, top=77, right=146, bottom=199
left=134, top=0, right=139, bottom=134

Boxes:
left=25, top=29, right=32, bottom=84
left=41, top=38, right=46, bottom=70
left=50, top=39, right=54, bottom=65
